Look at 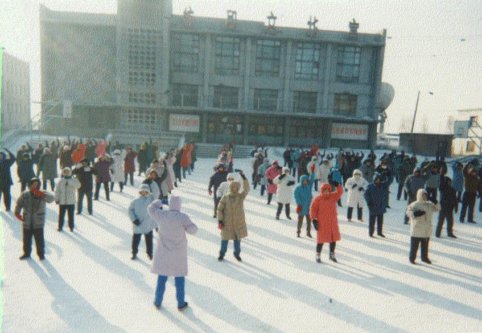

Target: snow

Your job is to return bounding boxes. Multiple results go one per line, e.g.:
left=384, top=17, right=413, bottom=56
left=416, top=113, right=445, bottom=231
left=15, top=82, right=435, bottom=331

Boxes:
left=2, top=149, right=482, bottom=332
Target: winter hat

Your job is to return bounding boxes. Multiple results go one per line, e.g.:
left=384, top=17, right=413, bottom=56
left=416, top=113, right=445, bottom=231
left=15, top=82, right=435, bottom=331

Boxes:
left=169, top=195, right=182, bottom=211
left=272, top=160, right=279, bottom=165
left=43, top=147, right=50, bottom=154
left=320, top=183, right=332, bottom=193
left=373, top=173, right=383, bottom=182
left=62, top=167, right=72, bottom=177
left=311, top=156, right=317, bottom=161
left=113, top=149, right=121, bottom=155
left=353, top=169, right=362, bottom=176
left=29, top=177, right=40, bottom=185
left=139, top=184, right=151, bottom=194
left=227, top=173, right=236, bottom=180
left=416, top=188, right=428, bottom=201
left=282, top=167, right=290, bottom=173
left=229, top=181, right=241, bottom=193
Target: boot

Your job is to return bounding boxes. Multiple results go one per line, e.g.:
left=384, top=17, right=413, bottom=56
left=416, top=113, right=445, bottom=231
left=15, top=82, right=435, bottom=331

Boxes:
left=296, top=230, right=300, bottom=238
left=307, top=231, right=312, bottom=238
left=19, top=254, right=30, bottom=260
left=131, top=254, right=137, bottom=260
left=316, top=254, right=321, bottom=263
left=329, top=252, right=338, bottom=263
left=218, top=253, right=224, bottom=262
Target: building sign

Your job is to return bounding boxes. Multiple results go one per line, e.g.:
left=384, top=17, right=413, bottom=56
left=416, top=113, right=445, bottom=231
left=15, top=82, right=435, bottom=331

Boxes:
left=169, top=114, right=200, bottom=133
left=454, top=120, right=470, bottom=138
left=332, top=123, right=368, bottom=140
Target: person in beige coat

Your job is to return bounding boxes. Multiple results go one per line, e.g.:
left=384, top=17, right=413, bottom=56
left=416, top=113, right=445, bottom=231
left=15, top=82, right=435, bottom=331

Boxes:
left=406, top=189, right=440, bottom=264
left=217, top=170, right=249, bottom=262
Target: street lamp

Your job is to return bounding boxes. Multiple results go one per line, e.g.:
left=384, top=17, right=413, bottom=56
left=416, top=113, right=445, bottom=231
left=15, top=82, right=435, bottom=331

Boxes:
left=410, top=91, right=434, bottom=133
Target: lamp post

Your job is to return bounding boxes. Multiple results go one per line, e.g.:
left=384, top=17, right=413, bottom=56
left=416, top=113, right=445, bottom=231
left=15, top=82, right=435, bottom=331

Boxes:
left=410, top=91, right=434, bottom=133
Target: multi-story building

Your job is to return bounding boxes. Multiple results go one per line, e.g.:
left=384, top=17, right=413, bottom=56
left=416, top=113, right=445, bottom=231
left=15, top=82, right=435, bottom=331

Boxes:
left=40, top=0, right=386, bottom=148
left=1, top=51, right=30, bottom=133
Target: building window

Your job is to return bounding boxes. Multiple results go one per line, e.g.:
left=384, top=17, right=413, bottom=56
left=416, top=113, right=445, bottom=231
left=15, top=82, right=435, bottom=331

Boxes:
left=293, top=91, right=317, bottom=113
left=334, top=93, right=357, bottom=116
left=248, top=117, right=284, bottom=136
left=213, top=86, right=238, bottom=109
left=171, top=84, right=198, bottom=107
left=128, top=92, right=156, bottom=105
left=121, top=109, right=160, bottom=131
left=215, top=37, right=240, bottom=75
left=295, top=42, right=320, bottom=80
left=253, top=89, right=278, bottom=111
left=336, top=46, right=361, bottom=83
left=127, top=28, right=158, bottom=89
left=171, top=33, right=200, bottom=73
left=255, top=40, right=281, bottom=77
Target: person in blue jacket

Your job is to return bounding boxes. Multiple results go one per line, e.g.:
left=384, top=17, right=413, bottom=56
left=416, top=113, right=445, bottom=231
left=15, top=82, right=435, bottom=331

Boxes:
left=291, top=148, right=301, bottom=179
left=329, top=167, right=343, bottom=207
left=294, top=173, right=315, bottom=238
left=364, top=173, right=388, bottom=238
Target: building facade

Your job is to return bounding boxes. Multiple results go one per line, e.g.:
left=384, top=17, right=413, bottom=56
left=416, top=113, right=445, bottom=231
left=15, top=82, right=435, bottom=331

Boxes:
left=40, top=0, right=386, bottom=148
left=452, top=108, right=482, bottom=155
left=1, top=51, right=30, bottom=133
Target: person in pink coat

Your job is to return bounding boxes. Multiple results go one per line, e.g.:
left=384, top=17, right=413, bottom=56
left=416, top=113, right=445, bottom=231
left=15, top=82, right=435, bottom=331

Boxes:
left=264, top=160, right=282, bottom=205
left=310, top=182, right=344, bottom=263
left=148, top=195, right=198, bottom=311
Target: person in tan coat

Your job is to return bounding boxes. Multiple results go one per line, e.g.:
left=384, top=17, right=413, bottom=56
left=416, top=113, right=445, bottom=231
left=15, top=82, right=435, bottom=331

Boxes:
left=217, top=170, right=249, bottom=262
left=406, top=189, right=440, bottom=264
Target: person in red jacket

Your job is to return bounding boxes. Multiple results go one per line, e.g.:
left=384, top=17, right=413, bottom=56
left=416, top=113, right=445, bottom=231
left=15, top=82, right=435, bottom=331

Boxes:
left=124, top=147, right=138, bottom=186
left=310, top=181, right=344, bottom=263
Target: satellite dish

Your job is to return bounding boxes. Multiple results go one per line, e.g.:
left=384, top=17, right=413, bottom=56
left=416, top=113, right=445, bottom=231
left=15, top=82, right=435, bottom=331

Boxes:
left=377, top=82, right=395, bottom=112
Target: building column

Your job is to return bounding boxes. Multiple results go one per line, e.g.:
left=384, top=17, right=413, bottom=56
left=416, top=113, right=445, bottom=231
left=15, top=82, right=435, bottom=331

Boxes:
left=201, top=113, right=208, bottom=143
left=323, top=119, right=333, bottom=148
left=282, top=41, right=293, bottom=113
left=368, top=122, right=377, bottom=149
left=283, top=117, right=291, bottom=146
left=242, top=115, right=249, bottom=145
left=243, top=38, right=252, bottom=111
left=203, top=34, right=211, bottom=108
left=322, top=44, right=333, bottom=115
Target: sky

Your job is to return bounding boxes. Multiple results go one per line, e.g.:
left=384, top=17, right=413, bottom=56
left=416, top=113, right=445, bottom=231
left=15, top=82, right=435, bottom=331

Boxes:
left=0, top=0, right=481, bottom=134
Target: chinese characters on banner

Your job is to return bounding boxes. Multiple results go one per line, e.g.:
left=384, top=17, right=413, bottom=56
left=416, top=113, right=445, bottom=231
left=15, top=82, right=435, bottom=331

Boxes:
left=169, top=114, right=200, bottom=133
left=331, top=123, right=368, bottom=140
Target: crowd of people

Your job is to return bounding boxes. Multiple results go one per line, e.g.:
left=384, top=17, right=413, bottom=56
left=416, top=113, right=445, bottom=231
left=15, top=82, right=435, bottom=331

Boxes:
left=3, top=138, right=481, bottom=310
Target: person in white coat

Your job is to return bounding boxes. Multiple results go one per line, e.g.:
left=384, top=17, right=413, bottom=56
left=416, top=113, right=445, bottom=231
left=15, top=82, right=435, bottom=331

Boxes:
left=345, top=169, right=368, bottom=222
left=148, top=196, right=198, bottom=311
left=306, top=156, right=320, bottom=191
left=216, top=173, right=236, bottom=199
left=128, top=184, right=156, bottom=260
left=318, top=158, right=332, bottom=184
left=110, top=149, right=125, bottom=192
left=406, top=189, right=440, bottom=264
left=274, top=167, right=296, bottom=220
left=54, top=167, right=81, bottom=232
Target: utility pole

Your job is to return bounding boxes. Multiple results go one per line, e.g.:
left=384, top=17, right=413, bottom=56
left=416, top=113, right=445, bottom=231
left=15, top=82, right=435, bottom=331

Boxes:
left=410, top=90, right=420, bottom=133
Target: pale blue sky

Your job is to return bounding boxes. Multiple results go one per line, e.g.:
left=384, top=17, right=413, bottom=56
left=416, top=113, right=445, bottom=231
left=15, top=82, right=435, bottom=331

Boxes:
left=1, top=0, right=481, bottom=133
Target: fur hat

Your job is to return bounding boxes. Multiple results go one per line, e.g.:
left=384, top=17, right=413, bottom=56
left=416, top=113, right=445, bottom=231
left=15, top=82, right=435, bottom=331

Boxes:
left=139, top=184, right=151, bottom=194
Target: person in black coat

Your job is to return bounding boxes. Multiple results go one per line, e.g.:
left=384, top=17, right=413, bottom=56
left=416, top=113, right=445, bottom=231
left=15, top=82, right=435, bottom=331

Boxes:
left=73, top=159, right=96, bottom=215
left=0, top=149, right=16, bottom=211
left=436, top=176, right=457, bottom=238
left=208, top=164, right=228, bottom=218
left=17, top=153, right=36, bottom=192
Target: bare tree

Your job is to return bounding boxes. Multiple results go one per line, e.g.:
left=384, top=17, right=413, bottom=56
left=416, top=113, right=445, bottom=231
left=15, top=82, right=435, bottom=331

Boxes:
left=399, top=116, right=411, bottom=133
left=421, top=116, right=429, bottom=133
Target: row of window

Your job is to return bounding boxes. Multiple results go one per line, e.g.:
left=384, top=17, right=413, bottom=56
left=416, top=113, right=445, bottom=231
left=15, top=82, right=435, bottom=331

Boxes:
left=169, top=84, right=357, bottom=116
left=170, top=33, right=362, bottom=82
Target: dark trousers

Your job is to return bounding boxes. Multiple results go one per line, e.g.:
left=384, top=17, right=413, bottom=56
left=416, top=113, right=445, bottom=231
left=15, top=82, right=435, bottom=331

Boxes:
left=58, top=205, right=75, bottom=230
left=437, top=209, right=454, bottom=236
left=410, top=237, right=430, bottom=261
left=313, top=179, right=319, bottom=192
left=297, top=214, right=311, bottom=234
left=78, top=189, right=93, bottom=214
left=260, top=185, right=266, bottom=196
left=397, top=181, right=407, bottom=200
left=213, top=196, right=220, bottom=217
left=316, top=242, right=336, bottom=254
left=292, top=167, right=297, bottom=178
left=23, top=228, right=45, bottom=257
left=42, top=179, right=55, bottom=191
left=427, top=187, right=437, bottom=203
left=124, top=172, right=134, bottom=186
left=154, top=275, right=185, bottom=308
left=132, top=231, right=153, bottom=256
left=276, top=203, right=291, bottom=218
left=267, top=193, right=273, bottom=205
left=347, top=205, right=363, bottom=220
left=182, top=167, right=190, bottom=179
left=369, top=214, right=384, bottom=236
left=110, top=182, right=124, bottom=192
left=0, top=187, right=12, bottom=210
left=220, top=239, right=241, bottom=256
left=460, top=191, right=476, bottom=222
left=94, top=182, right=110, bottom=200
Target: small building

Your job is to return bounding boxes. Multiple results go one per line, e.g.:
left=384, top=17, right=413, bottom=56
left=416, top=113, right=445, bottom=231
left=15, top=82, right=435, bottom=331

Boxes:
left=452, top=108, right=482, bottom=156
left=1, top=50, right=30, bottom=134
left=399, top=133, right=453, bottom=158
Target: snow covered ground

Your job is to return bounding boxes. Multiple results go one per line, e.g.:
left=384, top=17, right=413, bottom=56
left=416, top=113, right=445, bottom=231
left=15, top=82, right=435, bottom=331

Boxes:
left=2, top=152, right=482, bottom=332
